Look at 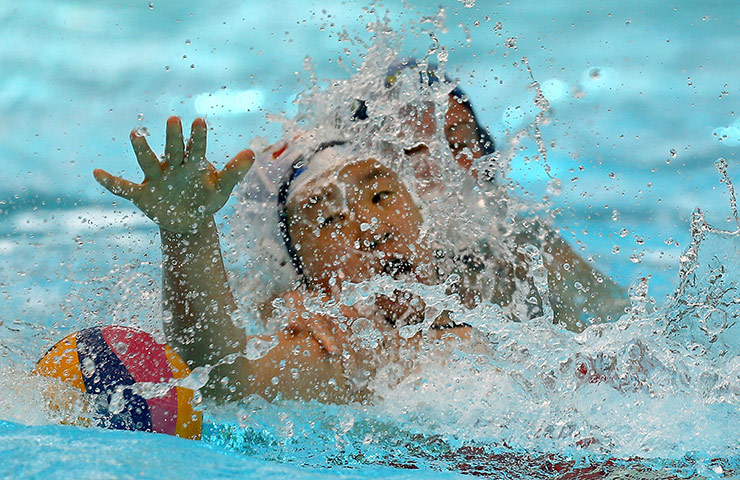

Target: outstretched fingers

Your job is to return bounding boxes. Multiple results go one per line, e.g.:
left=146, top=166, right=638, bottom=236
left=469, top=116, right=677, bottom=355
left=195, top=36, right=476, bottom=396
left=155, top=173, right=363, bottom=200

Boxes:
left=130, top=131, right=163, bottom=181
left=217, top=149, right=254, bottom=194
left=164, top=116, right=185, bottom=168
left=185, top=117, right=207, bottom=167
left=93, top=169, right=140, bottom=201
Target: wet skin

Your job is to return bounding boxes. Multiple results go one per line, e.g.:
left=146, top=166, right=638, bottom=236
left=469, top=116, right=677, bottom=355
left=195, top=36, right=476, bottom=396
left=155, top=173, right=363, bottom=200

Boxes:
left=285, top=157, right=435, bottom=293
left=401, top=95, right=487, bottom=175
left=90, top=94, right=493, bottom=402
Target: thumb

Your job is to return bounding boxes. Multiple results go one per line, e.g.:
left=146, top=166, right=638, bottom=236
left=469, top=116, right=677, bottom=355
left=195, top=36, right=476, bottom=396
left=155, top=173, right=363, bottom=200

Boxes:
left=218, top=149, right=254, bottom=194
left=93, top=169, right=139, bottom=201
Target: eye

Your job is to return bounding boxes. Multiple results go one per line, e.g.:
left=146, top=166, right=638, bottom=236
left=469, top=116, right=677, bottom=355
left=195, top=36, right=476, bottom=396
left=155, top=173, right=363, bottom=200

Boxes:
left=372, top=191, right=392, bottom=204
left=318, top=215, right=334, bottom=228
left=403, top=144, right=428, bottom=156
left=319, top=213, right=344, bottom=228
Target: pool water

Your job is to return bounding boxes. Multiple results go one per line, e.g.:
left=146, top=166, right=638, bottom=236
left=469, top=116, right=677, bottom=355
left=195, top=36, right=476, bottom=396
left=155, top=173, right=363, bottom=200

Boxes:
left=2, top=1, right=740, bottom=478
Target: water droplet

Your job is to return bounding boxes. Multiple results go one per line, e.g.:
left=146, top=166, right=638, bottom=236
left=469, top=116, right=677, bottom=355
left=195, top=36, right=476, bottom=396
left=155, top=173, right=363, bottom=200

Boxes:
left=612, top=246, right=620, bottom=254
left=398, top=323, right=422, bottom=339
left=113, top=341, right=128, bottom=355
left=246, top=336, right=280, bottom=360
left=351, top=317, right=382, bottom=348
left=619, top=228, right=629, bottom=237
left=148, top=2, right=154, bottom=9
left=669, top=148, right=677, bottom=158
left=109, top=387, right=126, bottom=414
left=81, top=356, right=96, bottom=377
left=626, top=342, right=643, bottom=360
left=547, top=178, right=562, bottom=196
left=351, top=318, right=374, bottom=339
left=180, top=366, right=210, bottom=389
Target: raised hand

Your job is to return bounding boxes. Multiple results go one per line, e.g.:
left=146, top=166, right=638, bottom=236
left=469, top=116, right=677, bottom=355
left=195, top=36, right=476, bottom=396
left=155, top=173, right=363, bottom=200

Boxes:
left=93, top=117, right=254, bottom=233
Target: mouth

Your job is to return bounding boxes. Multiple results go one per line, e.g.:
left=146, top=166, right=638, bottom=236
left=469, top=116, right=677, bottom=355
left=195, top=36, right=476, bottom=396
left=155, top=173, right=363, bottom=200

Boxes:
left=379, top=257, right=415, bottom=279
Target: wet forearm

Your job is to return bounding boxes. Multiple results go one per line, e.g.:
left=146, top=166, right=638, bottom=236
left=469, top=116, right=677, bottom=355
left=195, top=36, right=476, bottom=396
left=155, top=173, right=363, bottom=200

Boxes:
left=542, top=229, right=628, bottom=330
left=160, top=216, right=244, bottom=367
left=205, top=330, right=351, bottom=403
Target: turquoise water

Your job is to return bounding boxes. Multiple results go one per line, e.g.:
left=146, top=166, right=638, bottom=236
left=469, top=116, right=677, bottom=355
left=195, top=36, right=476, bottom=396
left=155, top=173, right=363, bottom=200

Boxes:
left=2, top=0, right=740, bottom=478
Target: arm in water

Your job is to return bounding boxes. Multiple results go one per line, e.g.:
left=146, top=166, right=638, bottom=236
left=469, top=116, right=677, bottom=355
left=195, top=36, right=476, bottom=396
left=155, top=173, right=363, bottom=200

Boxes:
left=94, top=117, right=252, bottom=368
left=513, top=218, right=629, bottom=332
left=92, top=117, right=350, bottom=401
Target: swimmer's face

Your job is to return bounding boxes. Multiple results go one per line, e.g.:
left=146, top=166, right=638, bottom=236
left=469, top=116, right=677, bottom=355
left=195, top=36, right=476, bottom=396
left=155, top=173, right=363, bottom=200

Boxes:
left=285, top=157, right=433, bottom=293
left=444, top=96, right=487, bottom=169
left=401, top=95, right=486, bottom=178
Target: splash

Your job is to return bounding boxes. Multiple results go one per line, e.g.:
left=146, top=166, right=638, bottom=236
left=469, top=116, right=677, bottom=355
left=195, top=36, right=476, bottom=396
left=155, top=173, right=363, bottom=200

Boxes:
left=3, top=8, right=738, bottom=479
left=221, top=14, right=740, bottom=472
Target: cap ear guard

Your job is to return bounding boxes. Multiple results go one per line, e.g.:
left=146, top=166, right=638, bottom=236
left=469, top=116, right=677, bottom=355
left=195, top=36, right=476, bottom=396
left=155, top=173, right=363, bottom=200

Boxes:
left=351, top=99, right=369, bottom=121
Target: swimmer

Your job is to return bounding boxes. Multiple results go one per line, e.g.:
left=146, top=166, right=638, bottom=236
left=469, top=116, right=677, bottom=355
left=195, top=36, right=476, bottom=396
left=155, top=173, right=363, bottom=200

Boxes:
left=94, top=117, right=352, bottom=403
left=270, top=59, right=626, bottom=334
left=92, top=118, right=472, bottom=403
left=92, top=62, right=627, bottom=403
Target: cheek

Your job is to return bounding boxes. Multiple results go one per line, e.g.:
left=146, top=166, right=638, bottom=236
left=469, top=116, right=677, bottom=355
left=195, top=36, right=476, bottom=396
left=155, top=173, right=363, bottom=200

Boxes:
left=396, top=200, right=423, bottom=228
left=300, top=232, right=354, bottom=268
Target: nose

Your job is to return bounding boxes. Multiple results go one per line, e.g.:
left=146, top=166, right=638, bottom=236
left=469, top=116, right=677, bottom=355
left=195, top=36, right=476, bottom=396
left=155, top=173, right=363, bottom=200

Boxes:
left=356, top=217, right=393, bottom=252
left=358, top=231, right=393, bottom=251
